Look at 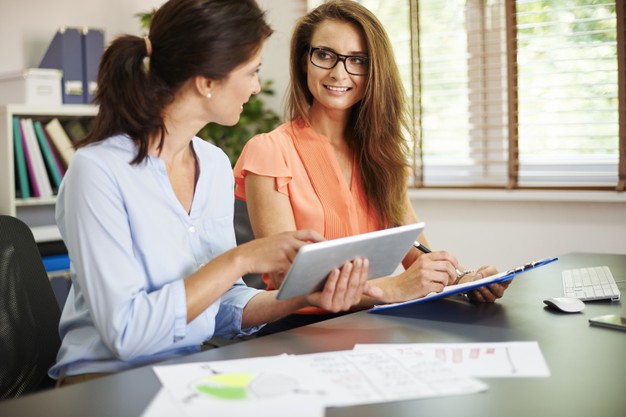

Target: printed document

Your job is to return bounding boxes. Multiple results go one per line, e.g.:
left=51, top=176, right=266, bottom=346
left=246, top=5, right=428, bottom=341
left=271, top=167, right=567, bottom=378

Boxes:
left=150, top=350, right=487, bottom=417
left=354, top=341, right=550, bottom=377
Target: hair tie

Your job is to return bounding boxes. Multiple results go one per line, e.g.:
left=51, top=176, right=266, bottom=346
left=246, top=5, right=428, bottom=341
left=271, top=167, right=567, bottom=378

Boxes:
left=144, top=36, right=152, bottom=57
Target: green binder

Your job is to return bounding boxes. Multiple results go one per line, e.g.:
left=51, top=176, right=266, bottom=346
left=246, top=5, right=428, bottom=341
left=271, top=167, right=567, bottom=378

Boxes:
left=33, top=120, right=63, bottom=189
left=12, top=117, right=31, bottom=198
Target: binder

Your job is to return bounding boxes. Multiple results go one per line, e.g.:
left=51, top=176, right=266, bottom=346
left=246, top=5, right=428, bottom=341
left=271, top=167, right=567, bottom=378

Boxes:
left=41, top=253, right=70, bottom=272
left=45, top=118, right=75, bottom=168
left=33, top=120, right=64, bottom=189
left=38, top=121, right=66, bottom=177
left=37, top=239, right=68, bottom=257
left=61, top=118, right=88, bottom=142
left=20, top=118, right=54, bottom=197
left=19, top=119, right=39, bottom=196
left=12, top=117, right=31, bottom=198
left=39, top=27, right=84, bottom=104
left=82, top=28, right=105, bottom=104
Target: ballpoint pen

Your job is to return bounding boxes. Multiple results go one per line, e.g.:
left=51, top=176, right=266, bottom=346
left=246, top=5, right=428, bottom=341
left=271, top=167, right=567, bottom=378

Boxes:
left=412, top=241, right=474, bottom=282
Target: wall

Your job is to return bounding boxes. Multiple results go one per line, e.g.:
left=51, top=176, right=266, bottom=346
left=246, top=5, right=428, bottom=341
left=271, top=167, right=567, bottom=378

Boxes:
left=257, top=0, right=306, bottom=114
left=0, top=0, right=160, bottom=73
left=0, top=0, right=301, bottom=115
left=411, top=190, right=626, bottom=272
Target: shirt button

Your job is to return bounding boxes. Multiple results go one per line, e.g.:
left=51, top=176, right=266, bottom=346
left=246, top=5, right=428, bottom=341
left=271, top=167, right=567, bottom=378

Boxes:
left=189, top=226, right=196, bottom=233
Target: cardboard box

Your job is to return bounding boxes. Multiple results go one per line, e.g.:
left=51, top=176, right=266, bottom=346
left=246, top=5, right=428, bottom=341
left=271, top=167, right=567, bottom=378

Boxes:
left=0, top=68, right=63, bottom=105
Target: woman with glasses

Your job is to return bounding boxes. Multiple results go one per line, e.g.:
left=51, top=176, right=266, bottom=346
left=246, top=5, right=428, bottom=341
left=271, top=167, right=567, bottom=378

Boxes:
left=234, top=0, right=508, bottom=334
left=49, top=0, right=378, bottom=386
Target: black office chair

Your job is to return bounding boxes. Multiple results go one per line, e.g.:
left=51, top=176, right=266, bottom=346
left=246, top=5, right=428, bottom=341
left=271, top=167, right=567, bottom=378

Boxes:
left=234, top=199, right=264, bottom=289
left=0, top=215, right=61, bottom=400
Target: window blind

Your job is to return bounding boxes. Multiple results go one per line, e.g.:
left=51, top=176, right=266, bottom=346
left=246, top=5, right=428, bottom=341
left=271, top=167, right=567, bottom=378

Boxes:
left=515, top=0, right=619, bottom=187
left=349, top=0, right=625, bottom=189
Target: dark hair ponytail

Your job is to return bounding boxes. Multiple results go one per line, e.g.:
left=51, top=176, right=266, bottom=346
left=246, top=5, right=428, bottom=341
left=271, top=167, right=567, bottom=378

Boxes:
left=79, top=0, right=272, bottom=164
left=79, top=35, right=158, bottom=163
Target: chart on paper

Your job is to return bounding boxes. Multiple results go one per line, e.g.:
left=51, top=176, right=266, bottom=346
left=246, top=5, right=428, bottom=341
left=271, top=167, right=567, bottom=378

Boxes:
left=353, top=341, right=550, bottom=378
left=190, top=372, right=302, bottom=401
left=154, top=355, right=332, bottom=417
left=152, top=350, right=488, bottom=417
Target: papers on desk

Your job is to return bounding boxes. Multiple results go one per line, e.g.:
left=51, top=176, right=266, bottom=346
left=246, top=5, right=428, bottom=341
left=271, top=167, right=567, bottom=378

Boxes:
left=353, top=341, right=550, bottom=378
left=144, top=342, right=549, bottom=417
left=149, top=350, right=487, bottom=417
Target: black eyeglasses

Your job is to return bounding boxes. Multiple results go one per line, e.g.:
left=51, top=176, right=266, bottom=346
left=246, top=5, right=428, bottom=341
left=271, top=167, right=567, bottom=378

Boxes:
left=308, top=47, right=369, bottom=76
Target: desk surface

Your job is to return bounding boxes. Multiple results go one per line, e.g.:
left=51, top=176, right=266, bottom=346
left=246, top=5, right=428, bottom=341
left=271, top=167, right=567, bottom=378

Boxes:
left=1, top=252, right=625, bottom=417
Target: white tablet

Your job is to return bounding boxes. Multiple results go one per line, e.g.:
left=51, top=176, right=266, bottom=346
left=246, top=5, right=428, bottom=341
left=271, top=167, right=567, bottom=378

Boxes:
left=276, top=223, right=424, bottom=300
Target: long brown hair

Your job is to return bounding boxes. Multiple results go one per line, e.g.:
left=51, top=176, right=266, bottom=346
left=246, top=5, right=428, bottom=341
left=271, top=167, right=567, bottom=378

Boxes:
left=80, top=0, right=273, bottom=164
left=287, top=0, right=410, bottom=227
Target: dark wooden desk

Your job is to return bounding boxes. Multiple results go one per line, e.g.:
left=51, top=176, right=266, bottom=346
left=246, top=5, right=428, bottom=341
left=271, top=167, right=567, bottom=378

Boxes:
left=1, top=252, right=625, bottom=417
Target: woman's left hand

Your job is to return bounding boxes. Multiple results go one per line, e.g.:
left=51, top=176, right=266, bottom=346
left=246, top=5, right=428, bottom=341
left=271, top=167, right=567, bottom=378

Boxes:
left=459, top=265, right=510, bottom=303
left=304, top=258, right=382, bottom=312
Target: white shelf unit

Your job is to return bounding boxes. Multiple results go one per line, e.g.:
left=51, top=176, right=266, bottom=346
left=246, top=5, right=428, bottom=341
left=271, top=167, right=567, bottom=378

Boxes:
left=0, top=104, right=97, bottom=242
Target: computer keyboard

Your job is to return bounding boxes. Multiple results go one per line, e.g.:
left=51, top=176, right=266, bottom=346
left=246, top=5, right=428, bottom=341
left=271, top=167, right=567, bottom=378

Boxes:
left=562, top=266, right=621, bottom=301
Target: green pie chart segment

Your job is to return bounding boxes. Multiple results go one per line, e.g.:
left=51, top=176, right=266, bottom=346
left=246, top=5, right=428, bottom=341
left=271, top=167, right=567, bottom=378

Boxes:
left=194, top=373, right=255, bottom=400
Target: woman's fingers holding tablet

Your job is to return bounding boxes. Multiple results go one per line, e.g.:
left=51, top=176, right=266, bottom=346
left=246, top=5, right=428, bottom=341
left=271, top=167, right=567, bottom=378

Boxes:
left=307, top=258, right=377, bottom=312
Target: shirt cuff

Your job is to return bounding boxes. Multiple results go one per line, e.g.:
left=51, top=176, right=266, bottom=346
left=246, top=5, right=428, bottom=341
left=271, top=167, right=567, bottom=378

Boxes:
left=171, top=280, right=188, bottom=342
left=215, top=284, right=264, bottom=338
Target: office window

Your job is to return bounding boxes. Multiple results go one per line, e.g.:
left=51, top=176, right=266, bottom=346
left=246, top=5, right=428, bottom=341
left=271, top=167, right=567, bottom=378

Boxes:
left=516, top=0, right=620, bottom=188
left=355, top=0, right=625, bottom=190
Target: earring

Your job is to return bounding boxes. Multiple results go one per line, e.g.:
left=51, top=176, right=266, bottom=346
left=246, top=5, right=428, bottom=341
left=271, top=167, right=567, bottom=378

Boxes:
left=206, top=92, right=212, bottom=99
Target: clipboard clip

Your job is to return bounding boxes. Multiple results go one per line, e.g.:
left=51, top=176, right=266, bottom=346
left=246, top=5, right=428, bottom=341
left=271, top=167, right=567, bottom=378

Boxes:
left=505, top=257, right=558, bottom=276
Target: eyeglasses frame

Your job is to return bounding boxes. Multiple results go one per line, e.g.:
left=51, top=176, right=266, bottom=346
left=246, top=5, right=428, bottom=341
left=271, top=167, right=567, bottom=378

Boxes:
left=308, top=46, right=369, bottom=76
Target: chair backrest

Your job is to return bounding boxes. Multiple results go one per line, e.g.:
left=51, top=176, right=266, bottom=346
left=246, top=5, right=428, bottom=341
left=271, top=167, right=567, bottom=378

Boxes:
left=234, top=199, right=264, bottom=289
left=0, top=216, right=61, bottom=400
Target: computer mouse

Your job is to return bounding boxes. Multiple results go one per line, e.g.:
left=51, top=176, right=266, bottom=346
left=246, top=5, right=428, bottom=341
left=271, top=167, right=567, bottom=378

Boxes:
left=543, top=297, right=585, bottom=313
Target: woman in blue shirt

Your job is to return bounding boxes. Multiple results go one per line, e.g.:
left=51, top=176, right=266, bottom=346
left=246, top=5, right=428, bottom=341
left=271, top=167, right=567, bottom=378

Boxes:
left=50, top=0, right=380, bottom=386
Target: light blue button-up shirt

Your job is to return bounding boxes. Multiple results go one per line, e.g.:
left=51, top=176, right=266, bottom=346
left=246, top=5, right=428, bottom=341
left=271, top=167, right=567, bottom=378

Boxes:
left=49, top=134, right=262, bottom=378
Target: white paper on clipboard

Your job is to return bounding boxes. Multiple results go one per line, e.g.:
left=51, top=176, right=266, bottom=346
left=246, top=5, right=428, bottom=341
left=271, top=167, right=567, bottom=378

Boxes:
left=370, top=257, right=558, bottom=312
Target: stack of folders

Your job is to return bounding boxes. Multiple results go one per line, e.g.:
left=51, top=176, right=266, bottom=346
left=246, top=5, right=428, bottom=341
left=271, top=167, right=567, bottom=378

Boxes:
left=12, top=116, right=89, bottom=199
left=39, top=26, right=105, bottom=104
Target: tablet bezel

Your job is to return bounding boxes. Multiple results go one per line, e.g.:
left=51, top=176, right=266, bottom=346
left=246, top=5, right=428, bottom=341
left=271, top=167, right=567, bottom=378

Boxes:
left=276, top=223, right=424, bottom=300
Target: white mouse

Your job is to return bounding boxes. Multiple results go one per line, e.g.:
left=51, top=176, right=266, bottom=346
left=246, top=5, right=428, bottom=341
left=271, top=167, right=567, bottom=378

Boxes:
left=543, top=297, right=585, bottom=313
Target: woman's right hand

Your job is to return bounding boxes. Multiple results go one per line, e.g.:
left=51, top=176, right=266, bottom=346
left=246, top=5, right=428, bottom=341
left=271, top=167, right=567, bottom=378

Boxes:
left=237, top=229, right=325, bottom=277
left=382, top=250, right=459, bottom=303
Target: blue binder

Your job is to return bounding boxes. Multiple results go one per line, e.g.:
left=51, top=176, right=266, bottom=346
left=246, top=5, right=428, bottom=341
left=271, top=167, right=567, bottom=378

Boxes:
left=39, top=27, right=85, bottom=104
left=82, top=28, right=105, bottom=104
left=41, top=254, right=70, bottom=272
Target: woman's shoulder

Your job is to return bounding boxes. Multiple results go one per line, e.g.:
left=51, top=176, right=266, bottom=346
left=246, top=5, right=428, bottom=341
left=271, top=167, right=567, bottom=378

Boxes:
left=74, top=134, right=136, bottom=164
left=246, top=120, right=308, bottom=151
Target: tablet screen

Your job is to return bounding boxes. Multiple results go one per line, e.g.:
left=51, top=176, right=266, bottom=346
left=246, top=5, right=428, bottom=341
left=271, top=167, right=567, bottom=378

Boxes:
left=276, top=223, right=424, bottom=300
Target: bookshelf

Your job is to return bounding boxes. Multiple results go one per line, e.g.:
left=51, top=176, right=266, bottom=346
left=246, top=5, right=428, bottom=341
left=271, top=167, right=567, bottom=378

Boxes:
left=0, top=104, right=97, bottom=242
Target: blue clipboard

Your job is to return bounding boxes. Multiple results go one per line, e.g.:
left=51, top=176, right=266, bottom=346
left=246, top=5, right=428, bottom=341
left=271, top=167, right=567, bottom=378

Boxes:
left=370, top=257, right=558, bottom=313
